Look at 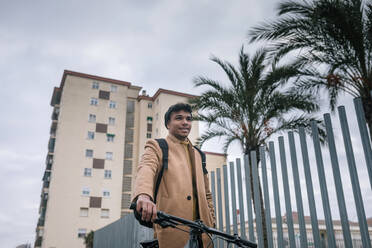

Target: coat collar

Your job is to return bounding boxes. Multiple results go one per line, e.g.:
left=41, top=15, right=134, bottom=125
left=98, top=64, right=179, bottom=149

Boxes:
left=167, top=133, right=193, bottom=146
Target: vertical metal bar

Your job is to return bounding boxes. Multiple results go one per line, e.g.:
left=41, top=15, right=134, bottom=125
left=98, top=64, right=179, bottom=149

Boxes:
left=354, top=97, right=372, bottom=190
left=324, top=113, right=353, bottom=247
left=338, top=106, right=372, bottom=248
left=211, top=171, right=217, bottom=217
left=268, top=142, right=284, bottom=248
left=210, top=170, right=217, bottom=247
left=288, top=132, right=308, bottom=247
left=236, top=158, right=247, bottom=238
left=311, top=120, right=336, bottom=247
left=243, top=155, right=255, bottom=242
left=223, top=165, right=231, bottom=235
left=216, top=168, right=224, bottom=248
left=230, top=162, right=238, bottom=235
left=278, top=136, right=296, bottom=248
left=259, top=146, right=273, bottom=248
left=251, top=150, right=264, bottom=248
left=298, top=127, right=321, bottom=247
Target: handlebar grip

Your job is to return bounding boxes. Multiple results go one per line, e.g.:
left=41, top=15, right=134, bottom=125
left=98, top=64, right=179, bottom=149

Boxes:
left=130, top=201, right=154, bottom=228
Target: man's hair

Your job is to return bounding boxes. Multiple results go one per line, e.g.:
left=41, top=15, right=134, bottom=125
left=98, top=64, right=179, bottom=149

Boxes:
left=164, top=103, right=192, bottom=128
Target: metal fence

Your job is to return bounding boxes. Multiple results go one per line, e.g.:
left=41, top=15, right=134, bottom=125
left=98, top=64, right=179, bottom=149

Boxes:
left=93, top=213, right=153, bottom=248
left=210, top=97, right=372, bottom=248
left=93, top=97, right=371, bottom=247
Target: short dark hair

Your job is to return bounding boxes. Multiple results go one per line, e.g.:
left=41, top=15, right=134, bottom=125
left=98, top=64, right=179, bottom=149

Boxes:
left=164, top=103, right=192, bottom=128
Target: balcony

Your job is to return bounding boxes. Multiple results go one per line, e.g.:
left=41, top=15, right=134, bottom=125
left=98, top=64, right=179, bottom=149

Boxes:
left=42, top=171, right=51, bottom=189
left=50, top=87, right=61, bottom=106
left=43, top=180, right=50, bottom=188
left=45, top=155, right=53, bottom=171
left=48, top=138, right=55, bottom=153
left=41, top=193, right=48, bottom=207
left=42, top=171, right=51, bottom=182
left=37, top=217, right=45, bottom=227
left=34, top=236, right=42, bottom=247
left=51, top=107, right=59, bottom=121
left=50, top=122, right=57, bottom=137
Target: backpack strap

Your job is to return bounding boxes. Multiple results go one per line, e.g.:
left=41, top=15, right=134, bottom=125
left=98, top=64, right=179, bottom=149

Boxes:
left=154, top=139, right=168, bottom=204
left=153, top=139, right=208, bottom=203
left=193, top=145, right=208, bottom=175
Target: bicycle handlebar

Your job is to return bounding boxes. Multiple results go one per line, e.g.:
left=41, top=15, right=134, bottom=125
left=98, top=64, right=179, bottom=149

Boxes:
left=130, top=202, right=257, bottom=248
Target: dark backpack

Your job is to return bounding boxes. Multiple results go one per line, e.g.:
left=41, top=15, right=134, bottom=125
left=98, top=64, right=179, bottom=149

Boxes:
left=153, top=138, right=208, bottom=204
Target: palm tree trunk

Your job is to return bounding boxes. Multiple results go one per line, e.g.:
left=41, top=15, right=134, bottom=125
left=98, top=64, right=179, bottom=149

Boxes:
left=247, top=149, right=268, bottom=248
left=361, top=93, right=372, bottom=143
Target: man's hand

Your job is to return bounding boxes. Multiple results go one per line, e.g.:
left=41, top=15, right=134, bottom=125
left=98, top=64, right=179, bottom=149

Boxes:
left=136, top=194, right=157, bottom=222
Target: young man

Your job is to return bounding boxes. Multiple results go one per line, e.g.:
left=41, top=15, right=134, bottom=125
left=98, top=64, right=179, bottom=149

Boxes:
left=132, top=103, right=216, bottom=247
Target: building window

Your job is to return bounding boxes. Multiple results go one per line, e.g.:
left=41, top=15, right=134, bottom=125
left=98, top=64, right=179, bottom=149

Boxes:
left=104, top=170, right=112, bottom=179
left=88, top=114, right=96, bottom=122
left=106, top=134, right=115, bottom=142
left=82, top=187, right=90, bottom=196
left=84, top=168, right=92, bottom=177
left=127, top=101, right=135, bottom=113
left=106, top=152, right=113, bottom=160
left=103, top=190, right=110, bottom=198
left=147, top=116, right=153, bottom=123
left=110, top=85, right=117, bottom=92
left=80, top=208, right=88, bottom=217
left=124, top=144, right=133, bottom=158
left=147, top=123, right=152, bottom=132
left=90, top=98, right=98, bottom=106
left=108, top=117, right=115, bottom=125
left=87, top=131, right=94, bottom=140
left=78, top=228, right=87, bottom=238
left=85, top=149, right=93, bottom=158
left=156, top=99, right=159, bottom=104
left=147, top=133, right=152, bottom=139
left=109, top=101, right=116, bottom=109
left=148, top=103, right=152, bottom=109
left=155, top=113, right=159, bottom=120
left=92, top=82, right=99, bottom=89
left=101, top=209, right=110, bottom=218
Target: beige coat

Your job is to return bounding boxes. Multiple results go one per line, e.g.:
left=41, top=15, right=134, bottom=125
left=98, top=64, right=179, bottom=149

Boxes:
left=132, top=134, right=216, bottom=247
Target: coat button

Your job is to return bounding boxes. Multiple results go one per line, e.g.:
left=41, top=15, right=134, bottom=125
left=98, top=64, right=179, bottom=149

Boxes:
left=187, top=195, right=192, bottom=200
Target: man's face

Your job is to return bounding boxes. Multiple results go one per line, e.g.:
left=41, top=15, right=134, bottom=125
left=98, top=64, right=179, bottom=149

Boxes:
left=167, top=110, right=192, bottom=140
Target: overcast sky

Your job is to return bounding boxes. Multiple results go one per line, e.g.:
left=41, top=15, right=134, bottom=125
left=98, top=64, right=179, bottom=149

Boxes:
left=0, top=0, right=371, bottom=247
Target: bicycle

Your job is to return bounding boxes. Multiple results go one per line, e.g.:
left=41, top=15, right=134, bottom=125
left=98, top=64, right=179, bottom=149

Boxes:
left=130, top=203, right=257, bottom=248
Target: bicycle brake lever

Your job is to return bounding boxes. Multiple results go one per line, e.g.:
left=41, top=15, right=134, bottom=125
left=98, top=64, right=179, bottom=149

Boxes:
left=154, top=212, right=178, bottom=228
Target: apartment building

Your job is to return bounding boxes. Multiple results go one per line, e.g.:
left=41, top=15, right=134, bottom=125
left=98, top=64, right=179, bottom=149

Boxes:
left=34, top=70, right=226, bottom=248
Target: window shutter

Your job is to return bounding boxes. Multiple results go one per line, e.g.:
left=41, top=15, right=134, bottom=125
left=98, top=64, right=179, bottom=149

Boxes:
left=96, top=123, right=107, bottom=133
left=125, top=129, right=134, bottom=142
left=123, top=160, right=132, bottom=175
left=126, top=113, right=134, bottom=128
left=122, top=176, right=132, bottom=191
left=124, top=144, right=133, bottom=158
left=126, top=101, right=135, bottom=113
left=147, top=123, right=152, bottom=132
left=89, top=197, right=102, bottom=208
left=93, top=158, right=104, bottom=169
left=121, top=193, right=131, bottom=209
left=99, top=90, right=110, bottom=100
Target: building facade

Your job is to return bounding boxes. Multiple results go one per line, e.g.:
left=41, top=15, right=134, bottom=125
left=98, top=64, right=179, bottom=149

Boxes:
left=34, top=70, right=226, bottom=248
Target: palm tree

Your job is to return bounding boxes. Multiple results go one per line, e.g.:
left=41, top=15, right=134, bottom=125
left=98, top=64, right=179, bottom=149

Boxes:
left=84, top=231, right=94, bottom=248
left=249, top=0, right=372, bottom=141
left=190, top=46, right=323, bottom=247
